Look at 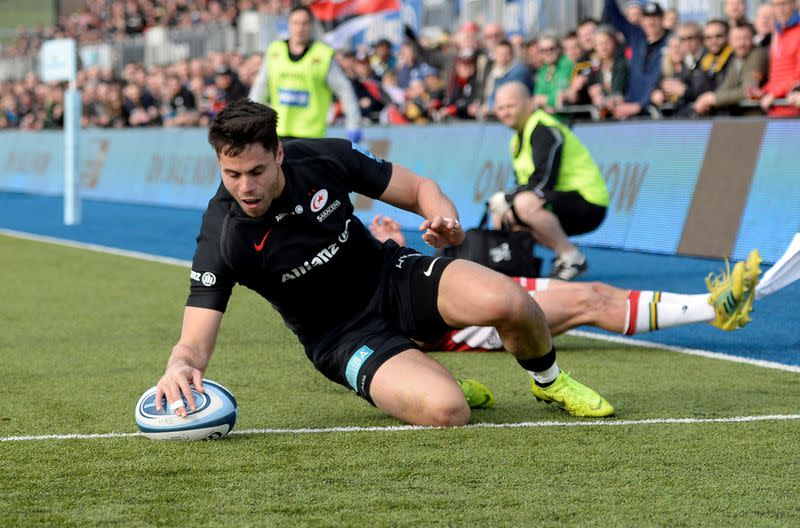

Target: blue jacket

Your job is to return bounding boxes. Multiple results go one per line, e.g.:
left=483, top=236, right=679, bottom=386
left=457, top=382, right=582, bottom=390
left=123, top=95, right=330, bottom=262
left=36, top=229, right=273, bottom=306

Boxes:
left=487, top=63, right=535, bottom=110
left=602, top=0, right=669, bottom=107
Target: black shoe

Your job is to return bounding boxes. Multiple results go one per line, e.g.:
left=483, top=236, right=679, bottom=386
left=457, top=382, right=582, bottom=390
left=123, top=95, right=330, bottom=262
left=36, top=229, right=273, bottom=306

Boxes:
left=549, top=255, right=588, bottom=280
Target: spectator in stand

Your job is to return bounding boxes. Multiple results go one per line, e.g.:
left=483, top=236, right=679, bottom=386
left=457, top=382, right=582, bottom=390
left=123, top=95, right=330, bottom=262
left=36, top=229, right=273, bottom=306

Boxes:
left=455, top=21, right=489, bottom=85
left=403, top=74, right=433, bottom=124
left=211, top=66, right=249, bottom=114
left=663, top=8, right=680, bottom=31
left=350, top=52, right=387, bottom=123
left=754, top=3, right=775, bottom=47
left=586, top=25, right=630, bottom=117
left=603, top=0, right=670, bottom=119
left=674, top=19, right=735, bottom=114
left=694, top=23, right=768, bottom=116
left=576, top=18, right=599, bottom=57
left=523, top=39, right=543, bottom=85
left=380, top=70, right=406, bottom=107
left=533, top=32, right=572, bottom=114
left=754, top=0, right=800, bottom=117
left=422, top=64, right=445, bottom=114
left=725, top=0, right=750, bottom=28
left=370, top=38, right=397, bottom=79
left=651, top=35, right=691, bottom=108
left=679, top=22, right=705, bottom=70
left=624, top=1, right=644, bottom=25
left=484, top=39, right=535, bottom=115
left=479, top=22, right=506, bottom=98
left=395, top=41, right=426, bottom=89
left=561, top=32, right=584, bottom=64
left=564, top=23, right=598, bottom=107
left=163, top=75, right=199, bottom=127
left=97, top=83, right=129, bottom=128
left=438, top=51, right=481, bottom=121
left=123, top=82, right=161, bottom=126
left=508, top=32, right=526, bottom=57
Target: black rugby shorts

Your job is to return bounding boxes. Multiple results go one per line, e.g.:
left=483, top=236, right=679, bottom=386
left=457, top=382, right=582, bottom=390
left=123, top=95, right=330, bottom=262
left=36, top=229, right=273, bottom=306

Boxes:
left=542, top=190, right=606, bottom=236
left=307, top=244, right=454, bottom=405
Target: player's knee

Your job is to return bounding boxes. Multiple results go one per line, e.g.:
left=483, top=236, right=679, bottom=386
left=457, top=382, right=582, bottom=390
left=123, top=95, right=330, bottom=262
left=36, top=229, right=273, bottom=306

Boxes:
left=579, top=285, right=608, bottom=313
left=482, top=280, right=532, bottom=325
left=428, top=396, right=471, bottom=427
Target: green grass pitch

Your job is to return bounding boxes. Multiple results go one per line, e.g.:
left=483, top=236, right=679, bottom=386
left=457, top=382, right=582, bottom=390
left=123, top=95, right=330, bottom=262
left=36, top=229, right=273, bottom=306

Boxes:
left=2, top=234, right=799, bottom=526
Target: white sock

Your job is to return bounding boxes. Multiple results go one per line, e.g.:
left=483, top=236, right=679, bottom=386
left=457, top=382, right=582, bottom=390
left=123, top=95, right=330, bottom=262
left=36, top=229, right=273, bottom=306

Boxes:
left=636, top=291, right=708, bottom=305
left=559, top=248, right=585, bottom=265
left=625, top=292, right=713, bottom=335
left=529, top=362, right=560, bottom=386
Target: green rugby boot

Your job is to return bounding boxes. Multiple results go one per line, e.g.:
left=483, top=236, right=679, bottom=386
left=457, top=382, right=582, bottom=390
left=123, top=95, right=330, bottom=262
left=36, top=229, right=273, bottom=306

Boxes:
left=457, top=379, right=495, bottom=409
left=529, top=372, right=614, bottom=417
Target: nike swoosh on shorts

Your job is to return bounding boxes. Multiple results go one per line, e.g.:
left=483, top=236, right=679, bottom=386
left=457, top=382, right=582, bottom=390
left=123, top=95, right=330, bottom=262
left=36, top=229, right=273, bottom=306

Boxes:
left=423, top=257, right=442, bottom=277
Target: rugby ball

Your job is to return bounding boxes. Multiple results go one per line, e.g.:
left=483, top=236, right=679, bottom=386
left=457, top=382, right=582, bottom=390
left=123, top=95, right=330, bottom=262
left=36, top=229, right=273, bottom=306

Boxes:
left=134, top=379, right=238, bottom=441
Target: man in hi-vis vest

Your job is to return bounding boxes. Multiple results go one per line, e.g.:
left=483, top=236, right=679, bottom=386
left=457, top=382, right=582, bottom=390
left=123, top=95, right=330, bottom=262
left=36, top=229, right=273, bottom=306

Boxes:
left=489, top=81, right=608, bottom=280
left=249, top=5, right=362, bottom=142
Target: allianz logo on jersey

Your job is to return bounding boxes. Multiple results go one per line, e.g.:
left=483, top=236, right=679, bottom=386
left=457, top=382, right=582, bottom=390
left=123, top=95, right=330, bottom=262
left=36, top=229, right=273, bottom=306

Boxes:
left=281, top=219, right=352, bottom=283
left=275, top=204, right=304, bottom=223
left=278, top=88, right=310, bottom=107
left=190, top=270, right=217, bottom=286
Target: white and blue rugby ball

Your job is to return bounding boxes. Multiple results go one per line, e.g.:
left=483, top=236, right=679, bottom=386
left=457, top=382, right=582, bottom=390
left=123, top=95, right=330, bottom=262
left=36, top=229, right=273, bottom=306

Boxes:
left=134, top=379, right=238, bottom=441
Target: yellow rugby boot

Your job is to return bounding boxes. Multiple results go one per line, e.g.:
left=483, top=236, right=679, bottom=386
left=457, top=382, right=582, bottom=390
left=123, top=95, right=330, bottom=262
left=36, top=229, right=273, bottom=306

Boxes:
left=529, top=372, right=614, bottom=417
left=457, top=379, right=495, bottom=409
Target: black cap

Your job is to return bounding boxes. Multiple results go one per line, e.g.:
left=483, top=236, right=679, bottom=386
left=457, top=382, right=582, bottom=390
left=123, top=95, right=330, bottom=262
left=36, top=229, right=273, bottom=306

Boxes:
left=642, top=2, right=664, bottom=17
left=373, top=38, right=392, bottom=48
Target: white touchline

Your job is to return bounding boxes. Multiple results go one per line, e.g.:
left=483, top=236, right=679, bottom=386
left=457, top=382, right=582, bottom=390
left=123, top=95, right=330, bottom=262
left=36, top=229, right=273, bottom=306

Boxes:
left=0, top=229, right=192, bottom=267
left=2, top=230, right=799, bottom=372
left=567, top=330, right=800, bottom=373
left=2, top=414, right=799, bottom=442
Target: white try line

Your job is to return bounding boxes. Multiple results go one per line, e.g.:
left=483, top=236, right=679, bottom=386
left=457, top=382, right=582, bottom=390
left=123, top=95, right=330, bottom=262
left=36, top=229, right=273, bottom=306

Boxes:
left=2, top=414, right=800, bottom=443
left=2, top=229, right=799, bottom=373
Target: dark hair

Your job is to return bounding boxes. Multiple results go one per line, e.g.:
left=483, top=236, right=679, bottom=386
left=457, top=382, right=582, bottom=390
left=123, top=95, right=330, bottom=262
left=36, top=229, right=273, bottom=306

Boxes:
left=208, top=99, right=279, bottom=157
left=496, top=39, right=513, bottom=50
left=706, top=19, right=730, bottom=33
left=289, top=5, right=314, bottom=19
left=578, top=18, right=599, bottom=28
left=732, top=21, right=755, bottom=34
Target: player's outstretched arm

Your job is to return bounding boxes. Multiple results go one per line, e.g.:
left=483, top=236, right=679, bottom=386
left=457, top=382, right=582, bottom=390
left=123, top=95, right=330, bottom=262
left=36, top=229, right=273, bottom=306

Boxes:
left=155, top=306, right=223, bottom=417
left=379, top=164, right=465, bottom=248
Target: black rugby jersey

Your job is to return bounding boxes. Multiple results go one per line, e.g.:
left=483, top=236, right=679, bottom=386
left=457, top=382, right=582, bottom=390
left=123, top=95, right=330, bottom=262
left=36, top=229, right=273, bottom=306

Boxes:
left=187, top=138, right=393, bottom=345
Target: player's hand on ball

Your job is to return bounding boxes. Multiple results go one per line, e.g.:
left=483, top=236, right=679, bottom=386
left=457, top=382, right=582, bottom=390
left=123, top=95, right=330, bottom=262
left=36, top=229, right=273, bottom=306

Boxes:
left=419, top=216, right=465, bottom=248
left=155, top=360, right=205, bottom=417
left=488, top=192, right=511, bottom=217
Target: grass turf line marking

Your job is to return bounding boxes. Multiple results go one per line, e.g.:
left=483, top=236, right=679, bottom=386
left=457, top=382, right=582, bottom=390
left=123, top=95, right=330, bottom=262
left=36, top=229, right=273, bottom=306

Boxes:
left=3, top=229, right=799, bottom=372
left=0, top=229, right=191, bottom=267
left=568, top=330, right=800, bottom=373
left=2, top=414, right=800, bottom=442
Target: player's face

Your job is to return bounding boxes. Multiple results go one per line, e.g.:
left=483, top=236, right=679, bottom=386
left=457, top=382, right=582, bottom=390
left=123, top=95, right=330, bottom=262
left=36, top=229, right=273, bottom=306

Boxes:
left=219, top=142, right=285, bottom=218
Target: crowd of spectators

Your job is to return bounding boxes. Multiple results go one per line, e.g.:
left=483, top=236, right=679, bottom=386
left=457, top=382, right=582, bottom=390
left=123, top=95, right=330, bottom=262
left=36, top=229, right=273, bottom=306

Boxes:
left=2, top=0, right=800, bottom=130
left=1, top=0, right=293, bottom=59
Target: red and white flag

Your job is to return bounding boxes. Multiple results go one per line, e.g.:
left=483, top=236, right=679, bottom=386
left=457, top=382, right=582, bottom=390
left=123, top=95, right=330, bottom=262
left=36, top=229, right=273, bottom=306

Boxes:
left=310, top=0, right=401, bottom=48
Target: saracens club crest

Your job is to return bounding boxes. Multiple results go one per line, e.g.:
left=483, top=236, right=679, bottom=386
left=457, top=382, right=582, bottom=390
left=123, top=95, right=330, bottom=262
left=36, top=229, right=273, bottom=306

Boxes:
left=310, top=189, right=328, bottom=212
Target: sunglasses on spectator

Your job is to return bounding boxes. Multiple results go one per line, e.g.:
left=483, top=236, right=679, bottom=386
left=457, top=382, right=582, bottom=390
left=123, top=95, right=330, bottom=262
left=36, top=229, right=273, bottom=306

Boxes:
left=680, top=35, right=699, bottom=41
left=704, top=34, right=725, bottom=40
